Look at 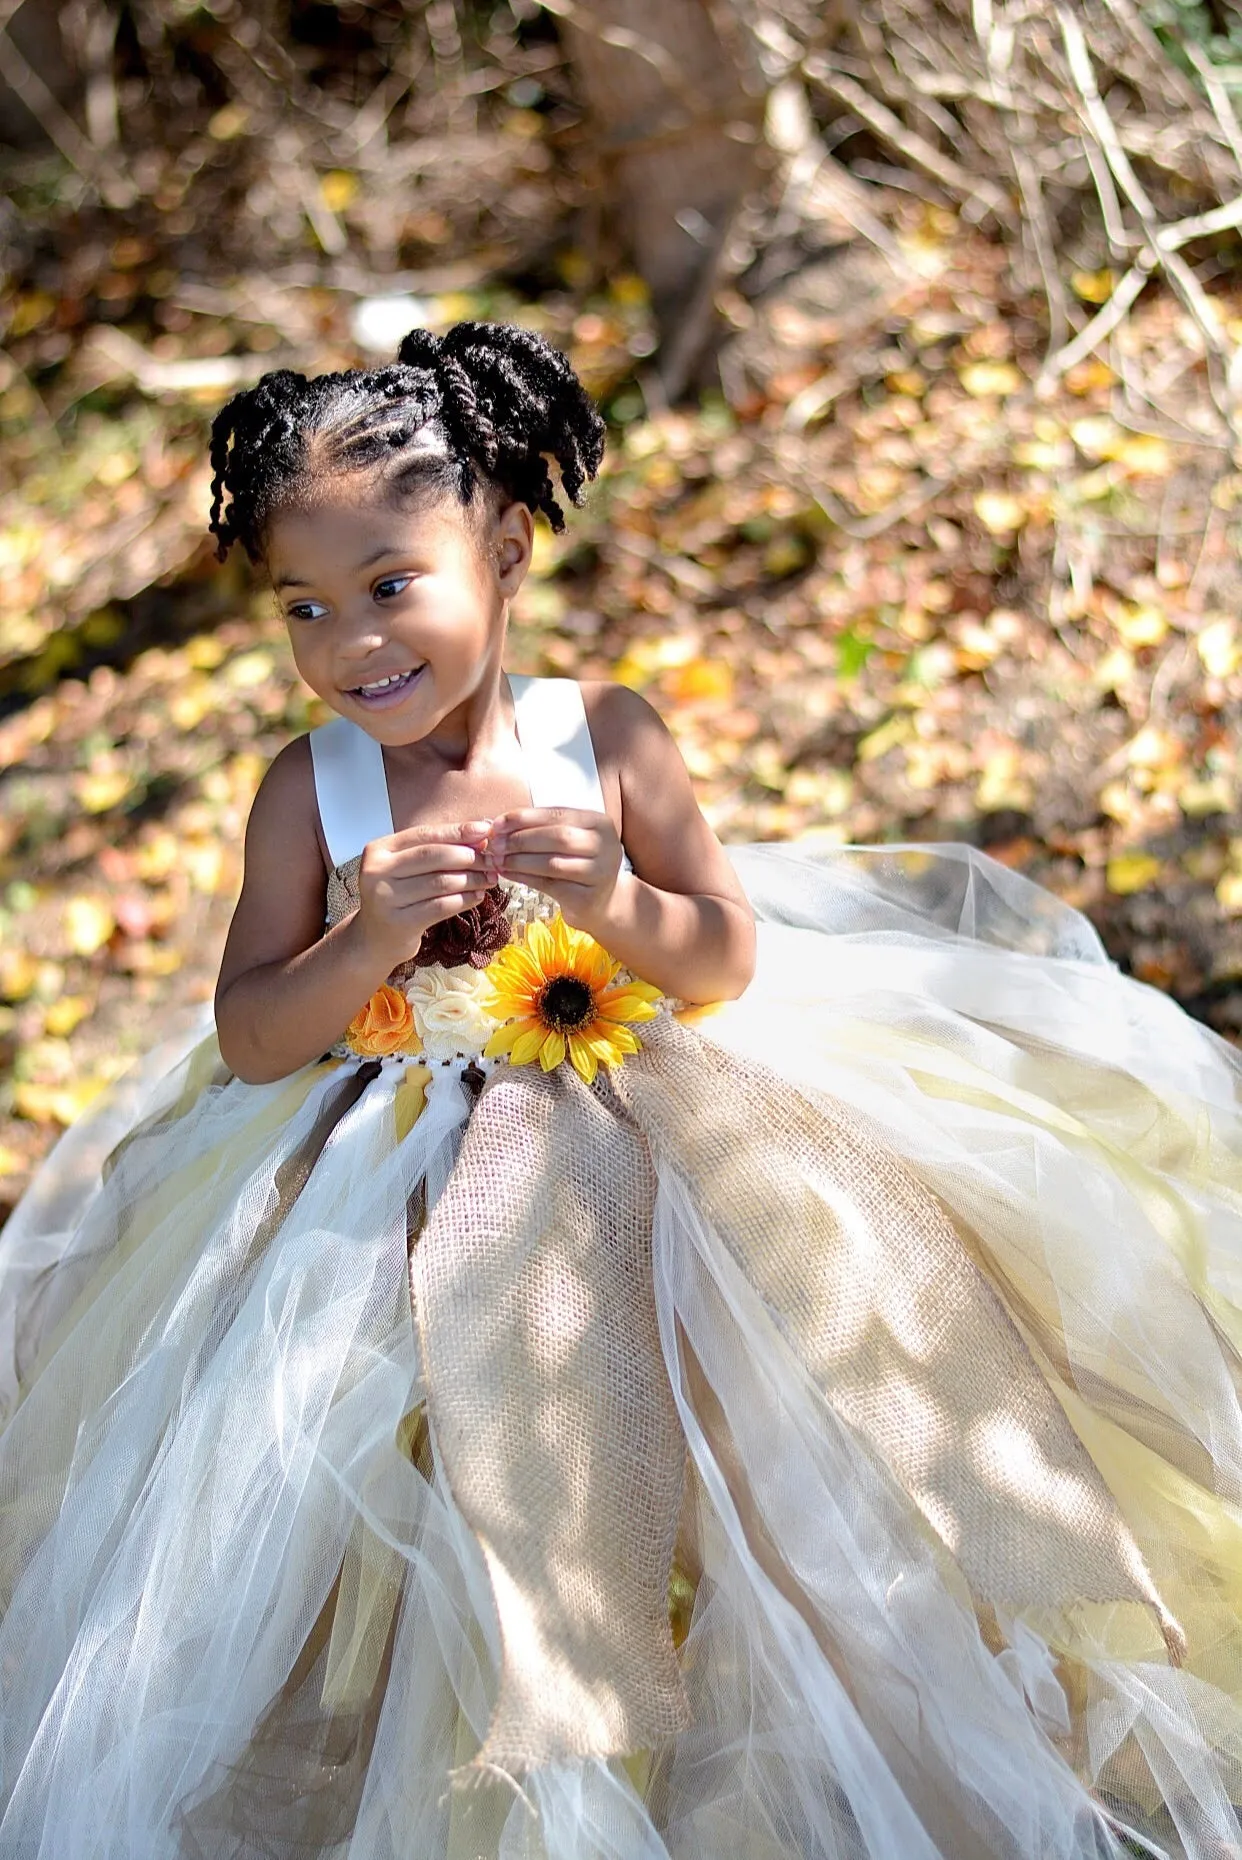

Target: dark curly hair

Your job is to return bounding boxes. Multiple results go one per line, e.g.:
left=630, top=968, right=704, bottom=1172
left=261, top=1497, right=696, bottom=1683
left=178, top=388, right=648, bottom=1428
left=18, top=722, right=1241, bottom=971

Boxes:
left=207, top=321, right=606, bottom=563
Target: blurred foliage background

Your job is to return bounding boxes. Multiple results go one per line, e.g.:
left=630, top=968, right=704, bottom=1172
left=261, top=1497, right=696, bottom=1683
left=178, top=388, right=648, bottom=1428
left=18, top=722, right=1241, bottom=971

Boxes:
left=2, top=0, right=1242, bottom=1210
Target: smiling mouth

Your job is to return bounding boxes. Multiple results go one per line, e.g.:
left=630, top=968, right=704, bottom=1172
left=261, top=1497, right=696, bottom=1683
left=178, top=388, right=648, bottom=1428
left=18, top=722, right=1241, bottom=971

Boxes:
left=349, top=666, right=424, bottom=702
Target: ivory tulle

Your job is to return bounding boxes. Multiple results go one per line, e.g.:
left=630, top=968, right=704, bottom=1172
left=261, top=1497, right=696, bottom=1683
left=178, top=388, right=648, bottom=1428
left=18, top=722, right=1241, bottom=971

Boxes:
left=3, top=843, right=1242, bottom=1859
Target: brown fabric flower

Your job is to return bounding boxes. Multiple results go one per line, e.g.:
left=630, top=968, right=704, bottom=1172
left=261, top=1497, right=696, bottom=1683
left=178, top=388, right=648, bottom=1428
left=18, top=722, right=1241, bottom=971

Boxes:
left=345, top=983, right=416, bottom=1057
left=413, top=886, right=512, bottom=970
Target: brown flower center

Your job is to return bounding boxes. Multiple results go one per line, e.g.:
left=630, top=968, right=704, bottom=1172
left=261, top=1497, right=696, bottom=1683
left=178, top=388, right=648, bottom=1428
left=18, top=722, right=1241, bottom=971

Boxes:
left=538, top=975, right=596, bottom=1032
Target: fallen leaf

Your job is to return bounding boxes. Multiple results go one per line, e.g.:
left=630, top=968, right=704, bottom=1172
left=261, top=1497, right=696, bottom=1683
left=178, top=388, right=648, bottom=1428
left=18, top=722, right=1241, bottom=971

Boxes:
left=1198, top=619, right=1240, bottom=679
left=43, top=994, right=91, bottom=1036
left=1106, top=852, right=1162, bottom=894
left=974, top=492, right=1026, bottom=536
left=665, top=659, right=734, bottom=704
left=63, top=895, right=116, bottom=956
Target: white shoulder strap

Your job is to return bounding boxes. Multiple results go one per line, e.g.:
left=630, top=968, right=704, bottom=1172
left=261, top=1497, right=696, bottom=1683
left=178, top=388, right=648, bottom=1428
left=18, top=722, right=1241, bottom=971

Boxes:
left=509, top=675, right=607, bottom=813
left=309, top=717, right=394, bottom=868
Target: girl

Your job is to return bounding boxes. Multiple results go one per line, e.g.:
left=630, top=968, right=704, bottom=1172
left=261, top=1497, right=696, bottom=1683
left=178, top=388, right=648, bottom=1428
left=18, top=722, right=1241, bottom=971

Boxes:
left=3, top=321, right=1242, bottom=1860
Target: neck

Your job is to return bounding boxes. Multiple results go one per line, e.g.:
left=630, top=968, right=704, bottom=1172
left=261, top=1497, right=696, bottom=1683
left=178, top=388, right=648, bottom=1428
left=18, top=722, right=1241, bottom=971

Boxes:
left=384, top=619, right=513, bottom=775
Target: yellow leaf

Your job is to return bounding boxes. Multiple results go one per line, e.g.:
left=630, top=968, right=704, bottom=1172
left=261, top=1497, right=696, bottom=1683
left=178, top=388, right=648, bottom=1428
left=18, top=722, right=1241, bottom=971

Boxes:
left=1094, top=647, right=1136, bottom=691
left=13, top=1075, right=108, bottom=1128
left=1106, top=852, right=1162, bottom=895
left=207, top=103, right=249, bottom=140
left=1113, top=433, right=1170, bottom=475
left=75, top=769, right=132, bottom=814
left=135, top=831, right=180, bottom=882
left=1126, top=726, right=1181, bottom=770
left=975, top=747, right=1033, bottom=813
left=1071, top=416, right=1121, bottom=459
left=1179, top=776, right=1234, bottom=818
left=1198, top=619, right=1239, bottom=679
left=857, top=715, right=914, bottom=762
left=1072, top=268, right=1116, bottom=304
left=610, top=272, right=650, bottom=309
left=959, top=362, right=1023, bottom=397
left=96, top=450, right=137, bottom=488
left=1218, top=871, right=1242, bottom=913
left=666, top=659, right=734, bottom=705
left=611, top=654, right=651, bottom=691
left=144, top=947, right=184, bottom=977
left=0, top=1144, right=24, bottom=1177
left=184, top=843, right=225, bottom=895
left=170, top=678, right=215, bottom=731
left=186, top=633, right=227, bottom=671
left=0, top=950, right=39, bottom=1001
left=43, top=994, right=90, bottom=1036
left=1099, top=779, right=1137, bottom=824
left=225, top=650, right=274, bottom=690
left=1114, top=604, right=1167, bottom=649
left=1013, top=439, right=1068, bottom=471
left=63, top=895, right=115, bottom=956
left=319, top=170, right=358, bottom=213
left=1069, top=417, right=1170, bottom=475
left=1064, top=357, right=1117, bottom=396
left=974, top=491, right=1026, bottom=536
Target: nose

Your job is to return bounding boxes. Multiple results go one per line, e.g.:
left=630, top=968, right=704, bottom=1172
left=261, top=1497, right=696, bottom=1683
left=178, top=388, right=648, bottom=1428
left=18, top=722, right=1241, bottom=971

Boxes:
left=334, top=597, right=390, bottom=664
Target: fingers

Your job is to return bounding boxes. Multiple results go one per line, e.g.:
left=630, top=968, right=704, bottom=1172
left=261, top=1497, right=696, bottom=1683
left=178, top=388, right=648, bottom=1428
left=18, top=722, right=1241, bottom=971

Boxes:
left=498, top=855, right=600, bottom=884
left=489, top=808, right=592, bottom=833
left=365, top=839, right=494, bottom=881
left=492, top=824, right=602, bottom=859
left=375, top=869, right=494, bottom=910
left=381, top=818, right=493, bottom=853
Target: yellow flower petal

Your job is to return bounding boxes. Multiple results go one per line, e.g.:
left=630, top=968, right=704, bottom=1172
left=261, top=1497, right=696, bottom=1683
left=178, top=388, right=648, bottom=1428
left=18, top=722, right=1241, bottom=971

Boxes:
left=582, top=943, right=618, bottom=990
left=487, top=989, right=538, bottom=1021
left=596, top=994, right=659, bottom=1024
left=526, top=918, right=555, bottom=966
left=509, top=1025, right=548, bottom=1066
left=567, top=1033, right=599, bottom=1083
left=601, top=1024, right=642, bottom=1057
left=538, top=1029, right=566, bottom=1071
left=623, top=979, right=662, bottom=1002
left=483, top=1016, right=540, bottom=1057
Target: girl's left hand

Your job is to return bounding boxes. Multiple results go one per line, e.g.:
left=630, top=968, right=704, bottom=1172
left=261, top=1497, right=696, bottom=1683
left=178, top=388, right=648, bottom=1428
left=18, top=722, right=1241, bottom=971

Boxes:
left=488, top=808, right=624, bottom=931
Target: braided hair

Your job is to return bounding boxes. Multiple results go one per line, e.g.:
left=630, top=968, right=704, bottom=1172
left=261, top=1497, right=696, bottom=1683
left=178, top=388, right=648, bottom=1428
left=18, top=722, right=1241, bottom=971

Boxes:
left=207, top=321, right=606, bottom=563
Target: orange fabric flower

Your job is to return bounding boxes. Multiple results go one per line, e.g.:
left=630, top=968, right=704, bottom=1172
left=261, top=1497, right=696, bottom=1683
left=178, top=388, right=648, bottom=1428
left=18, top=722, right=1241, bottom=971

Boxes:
left=345, top=983, right=416, bottom=1057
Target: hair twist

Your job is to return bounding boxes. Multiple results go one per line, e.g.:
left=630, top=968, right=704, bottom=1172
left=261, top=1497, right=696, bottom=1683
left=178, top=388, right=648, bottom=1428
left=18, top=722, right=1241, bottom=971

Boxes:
left=208, top=322, right=604, bottom=560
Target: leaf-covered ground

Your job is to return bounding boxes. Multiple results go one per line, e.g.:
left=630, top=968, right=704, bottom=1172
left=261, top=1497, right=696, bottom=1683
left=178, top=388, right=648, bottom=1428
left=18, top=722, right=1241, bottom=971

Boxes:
left=3, top=204, right=1241, bottom=1217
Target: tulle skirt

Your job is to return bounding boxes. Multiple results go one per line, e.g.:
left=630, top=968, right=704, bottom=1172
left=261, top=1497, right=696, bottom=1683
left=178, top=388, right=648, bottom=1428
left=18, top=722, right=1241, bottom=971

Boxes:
left=3, top=843, right=1242, bottom=1860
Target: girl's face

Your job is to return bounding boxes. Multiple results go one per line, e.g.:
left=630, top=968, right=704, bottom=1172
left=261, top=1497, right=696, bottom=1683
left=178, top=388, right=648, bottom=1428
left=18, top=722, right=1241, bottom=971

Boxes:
left=265, top=481, right=532, bottom=745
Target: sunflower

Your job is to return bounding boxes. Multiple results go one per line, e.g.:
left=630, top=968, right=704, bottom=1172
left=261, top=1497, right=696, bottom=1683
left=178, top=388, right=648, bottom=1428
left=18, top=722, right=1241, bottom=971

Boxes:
left=482, top=915, right=661, bottom=1084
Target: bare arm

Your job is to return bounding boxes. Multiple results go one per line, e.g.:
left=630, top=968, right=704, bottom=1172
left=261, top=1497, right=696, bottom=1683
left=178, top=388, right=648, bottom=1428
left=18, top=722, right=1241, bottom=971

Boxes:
left=491, top=685, right=755, bottom=1003
left=215, top=739, right=494, bottom=1083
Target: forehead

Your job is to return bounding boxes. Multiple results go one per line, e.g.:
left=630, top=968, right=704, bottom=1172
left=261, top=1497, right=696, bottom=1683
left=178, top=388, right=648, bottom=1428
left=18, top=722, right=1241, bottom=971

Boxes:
left=264, top=482, right=479, bottom=581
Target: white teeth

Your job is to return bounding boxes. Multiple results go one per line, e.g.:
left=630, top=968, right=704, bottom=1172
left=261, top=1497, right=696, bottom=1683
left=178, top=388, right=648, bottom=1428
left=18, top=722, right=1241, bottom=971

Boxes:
left=357, top=670, right=414, bottom=694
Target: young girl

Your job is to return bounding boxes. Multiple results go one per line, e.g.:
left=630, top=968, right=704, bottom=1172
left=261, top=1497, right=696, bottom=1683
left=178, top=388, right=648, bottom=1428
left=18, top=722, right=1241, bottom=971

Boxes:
left=3, top=321, right=1242, bottom=1860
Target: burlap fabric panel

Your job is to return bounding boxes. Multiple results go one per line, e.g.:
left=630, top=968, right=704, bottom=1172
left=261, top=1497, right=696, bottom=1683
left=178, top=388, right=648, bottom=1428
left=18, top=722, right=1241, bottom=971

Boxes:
left=413, top=1060, right=690, bottom=1774
left=614, top=1017, right=1176, bottom=1638
left=413, top=1013, right=1180, bottom=1779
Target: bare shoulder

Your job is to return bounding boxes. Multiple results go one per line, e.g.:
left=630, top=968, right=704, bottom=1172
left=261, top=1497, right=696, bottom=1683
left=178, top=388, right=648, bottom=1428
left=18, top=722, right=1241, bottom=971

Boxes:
left=215, top=734, right=329, bottom=999
left=579, top=680, right=670, bottom=770
left=245, top=734, right=325, bottom=860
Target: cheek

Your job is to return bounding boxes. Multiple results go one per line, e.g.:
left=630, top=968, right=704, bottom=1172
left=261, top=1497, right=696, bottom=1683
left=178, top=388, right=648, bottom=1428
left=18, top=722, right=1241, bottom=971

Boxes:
left=286, top=629, right=328, bottom=688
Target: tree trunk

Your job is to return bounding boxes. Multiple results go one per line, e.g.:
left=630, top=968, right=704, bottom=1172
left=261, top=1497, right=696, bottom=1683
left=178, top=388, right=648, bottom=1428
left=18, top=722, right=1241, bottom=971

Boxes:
left=559, top=0, right=769, bottom=398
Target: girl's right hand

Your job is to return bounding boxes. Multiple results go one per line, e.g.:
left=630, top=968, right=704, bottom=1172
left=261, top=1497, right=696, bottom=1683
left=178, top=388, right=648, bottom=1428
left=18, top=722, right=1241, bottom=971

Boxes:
left=354, top=820, right=497, bottom=968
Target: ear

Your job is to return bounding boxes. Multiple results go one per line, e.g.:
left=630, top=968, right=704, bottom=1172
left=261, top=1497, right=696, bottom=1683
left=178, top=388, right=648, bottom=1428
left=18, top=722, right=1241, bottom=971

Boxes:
left=492, top=500, right=534, bottom=597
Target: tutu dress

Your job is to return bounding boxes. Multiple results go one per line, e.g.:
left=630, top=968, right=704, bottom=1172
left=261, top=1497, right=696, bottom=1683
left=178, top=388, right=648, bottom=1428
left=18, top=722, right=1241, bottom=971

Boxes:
left=4, top=675, right=1242, bottom=1860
